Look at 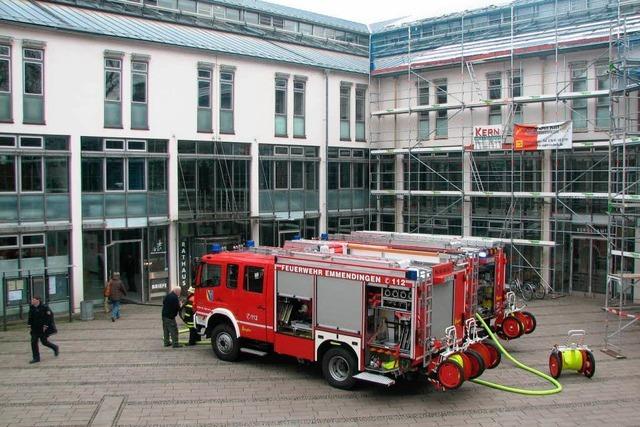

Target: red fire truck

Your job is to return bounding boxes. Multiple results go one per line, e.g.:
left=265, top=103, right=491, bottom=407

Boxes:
left=192, top=245, right=499, bottom=390
left=286, top=231, right=536, bottom=341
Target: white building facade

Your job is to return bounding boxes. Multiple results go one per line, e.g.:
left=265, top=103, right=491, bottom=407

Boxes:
left=0, top=0, right=370, bottom=311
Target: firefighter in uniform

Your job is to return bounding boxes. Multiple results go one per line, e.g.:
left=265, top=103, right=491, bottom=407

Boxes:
left=180, top=287, right=200, bottom=346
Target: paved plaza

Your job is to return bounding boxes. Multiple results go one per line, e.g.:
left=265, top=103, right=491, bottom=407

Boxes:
left=0, top=296, right=638, bottom=427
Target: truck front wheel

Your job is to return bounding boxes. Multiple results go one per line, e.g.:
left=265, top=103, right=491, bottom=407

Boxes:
left=211, top=324, right=239, bottom=362
left=322, top=347, right=357, bottom=390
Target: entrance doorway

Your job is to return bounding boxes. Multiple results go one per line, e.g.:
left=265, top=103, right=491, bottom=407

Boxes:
left=106, top=240, right=143, bottom=301
left=570, top=237, right=607, bottom=294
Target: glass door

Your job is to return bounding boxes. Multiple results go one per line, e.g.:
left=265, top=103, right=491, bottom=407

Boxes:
left=106, top=240, right=143, bottom=301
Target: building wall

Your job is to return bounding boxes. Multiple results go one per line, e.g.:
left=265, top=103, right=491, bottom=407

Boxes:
left=0, top=22, right=368, bottom=311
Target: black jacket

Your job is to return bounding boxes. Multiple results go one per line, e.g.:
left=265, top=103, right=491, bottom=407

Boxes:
left=162, top=292, right=181, bottom=319
left=28, top=304, right=53, bottom=336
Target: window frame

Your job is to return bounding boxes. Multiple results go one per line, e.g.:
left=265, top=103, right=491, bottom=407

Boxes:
left=219, top=70, right=234, bottom=134
left=293, top=79, right=306, bottom=138
left=18, top=135, right=43, bottom=149
left=0, top=44, right=12, bottom=122
left=0, top=153, right=16, bottom=193
left=340, top=84, right=351, bottom=141
left=274, top=77, right=288, bottom=137
left=22, top=48, right=44, bottom=96
left=244, top=266, right=264, bottom=293
left=355, top=86, right=366, bottom=141
left=19, top=155, right=44, bottom=194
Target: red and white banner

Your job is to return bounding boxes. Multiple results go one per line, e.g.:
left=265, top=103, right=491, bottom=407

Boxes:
left=514, top=121, right=573, bottom=151
left=275, top=263, right=409, bottom=287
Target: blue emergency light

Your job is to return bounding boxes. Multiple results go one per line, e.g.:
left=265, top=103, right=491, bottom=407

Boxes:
left=320, top=233, right=329, bottom=241
left=405, top=270, right=418, bottom=280
left=246, top=240, right=255, bottom=248
left=210, top=243, right=222, bottom=253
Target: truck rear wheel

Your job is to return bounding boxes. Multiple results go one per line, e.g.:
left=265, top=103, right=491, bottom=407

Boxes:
left=211, top=324, right=239, bottom=362
left=322, top=347, right=357, bottom=390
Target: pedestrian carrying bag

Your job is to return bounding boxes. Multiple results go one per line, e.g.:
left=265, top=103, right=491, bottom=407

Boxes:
left=104, top=281, right=112, bottom=298
left=45, top=308, right=57, bottom=337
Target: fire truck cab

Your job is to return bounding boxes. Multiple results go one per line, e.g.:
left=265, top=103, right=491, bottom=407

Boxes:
left=192, top=245, right=487, bottom=390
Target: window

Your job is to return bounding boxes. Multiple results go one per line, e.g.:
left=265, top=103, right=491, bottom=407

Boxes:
left=510, top=70, right=523, bottom=124
left=105, top=139, right=124, bottom=150
left=340, top=84, right=351, bottom=140
left=245, top=11, right=259, bottom=24
left=275, top=77, right=287, bottom=137
left=355, top=86, right=366, bottom=141
left=227, top=263, right=238, bottom=288
left=19, top=136, right=42, bottom=148
left=340, top=163, right=351, bottom=188
left=128, top=158, right=146, bottom=190
left=45, top=157, right=68, bottom=193
left=244, top=266, right=264, bottom=293
left=293, top=80, right=305, bottom=137
left=0, top=155, right=15, bottom=192
left=106, top=158, right=125, bottom=191
left=178, top=0, right=195, bottom=13
left=299, top=22, right=312, bottom=35
left=571, top=63, right=588, bottom=130
left=197, top=67, right=212, bottom=132
left=0, top=45, right=11, bottom=122
left=596, top=64, right=610, bottom=129
left=275, top=160, right=288, bottom=189
left=220, top=70, right=234, bottom=134
left=23, top=48, right=44, bottom=124
left=487, top=72, right=502, bottom=125
left=81, top=158, right=103, bottom=192
left=225, top=7, right=240, bottom=21
left=201, top=264, right=221, bottom=287
left=131, top=60, right=148, bottom=129
left=148, top=159, right=166, bottom=191
left=435, top=79, right=448, bottom=137
left=290, top=161, right=303, bottom=189
left=104, top=57, right=122, bottom=128
left=417, top=80, right=429, bottom=140
left=21, top=156, right=42, bottom=192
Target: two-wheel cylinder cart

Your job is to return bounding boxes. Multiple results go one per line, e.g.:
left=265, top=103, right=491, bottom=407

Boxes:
left=192, top=245, right=496, bottom=390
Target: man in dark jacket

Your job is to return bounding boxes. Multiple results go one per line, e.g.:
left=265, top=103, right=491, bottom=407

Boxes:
left=108, top=272, right=127, bottom=322
left=162, top=287, right=182, bottom=348
left=28, top=296, right=59, bottom=363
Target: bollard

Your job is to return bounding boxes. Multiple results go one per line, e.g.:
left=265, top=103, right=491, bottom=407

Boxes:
left=80, top=300, right=94, bottom=321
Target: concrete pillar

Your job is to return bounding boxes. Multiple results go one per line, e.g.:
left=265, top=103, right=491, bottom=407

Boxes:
left=250, top=139, right=261, bottom=243
left=69, top=134, right=83, bottom=312
left=167, top=135, right=178, bottom=288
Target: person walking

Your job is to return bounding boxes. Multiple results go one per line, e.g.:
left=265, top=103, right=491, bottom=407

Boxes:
left=28, top=296, right=59, bottom=364
left=162, top=287, right=183, bottom=348
left=107, top=272, right=127, bottom=322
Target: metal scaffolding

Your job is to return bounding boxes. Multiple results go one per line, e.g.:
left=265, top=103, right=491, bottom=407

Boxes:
left=368, top=0, right=640, bottom=298
left=603, top=21, right=640, bottom=359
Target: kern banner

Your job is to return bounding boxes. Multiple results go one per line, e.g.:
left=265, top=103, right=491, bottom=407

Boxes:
left=472, top=125, right=503, bottom=150
left=514, top=121, right=573, bottom=151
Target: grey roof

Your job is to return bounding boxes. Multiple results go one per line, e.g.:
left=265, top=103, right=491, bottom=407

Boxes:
left=212, top=0, right=369, bottom=34
left=372, top=14, right=640, bottom=74
left=0, top=0, right=369, bottom=74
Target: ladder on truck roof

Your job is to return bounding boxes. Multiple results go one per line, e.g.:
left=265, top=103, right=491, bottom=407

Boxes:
left=331, top=231, right=495, bottom=253
left=246, top=245, right=431, bottom=278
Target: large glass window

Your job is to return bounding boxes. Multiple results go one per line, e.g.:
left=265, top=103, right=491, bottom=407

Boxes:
left=0, top=45, right=11, bottom=122
left=131, top=60, right=148, bottom=129
left=81, top=158, right=103, bottom=192
left=275, top=160, right=288, bottom=189
left=128, top=158, right=146, bottom=190
left=104, top=57, right=122, bottom=128
left=435, top=79, right=448, bottom=137
left=293, top=80, right=305, bottom=137
left=355, top=86, right=366, bottom=141
left=23, top=48, right=44, bottom=124
left=220, top=71, right=234, bottom=134
left=487, top=72, right=502, bottom=125
left=275, top=77, right=287, bottom=137
left=340, top=84, right=351, bottom=140
left=197, top=67, right=212, bottom=132
left=571, top=63, right=588, bottom=130
left=45, top=157, right=68, bottom=193
left=21, top=156, right=42, bottom=192
left=148, top=159, right=166, bottom=191
left=106, top=158, right=125, bottom=191
left=596, top=64, right=610, bottom=130
left=417, top=80, right=430, bottom=140
left=510, top=70, right=523, bottom=124
left=0, top=155, right=15, bottom=191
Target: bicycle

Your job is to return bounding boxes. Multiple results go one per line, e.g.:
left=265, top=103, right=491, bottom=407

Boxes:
left=525, top=281, right=546, bottom=299
left=507, top=278, right=534, bottom=301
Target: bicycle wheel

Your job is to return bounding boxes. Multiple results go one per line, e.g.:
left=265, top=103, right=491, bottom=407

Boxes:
left=521, top=284, right=534, bottom=301
left=534, top=283, right=546, bottom=300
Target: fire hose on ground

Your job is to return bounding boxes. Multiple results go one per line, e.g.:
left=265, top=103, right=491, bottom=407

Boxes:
left=470, top=313, right=563, bottom=395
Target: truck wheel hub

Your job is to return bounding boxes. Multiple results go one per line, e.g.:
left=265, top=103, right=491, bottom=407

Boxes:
left=328, top=356, right=349, bottom=381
